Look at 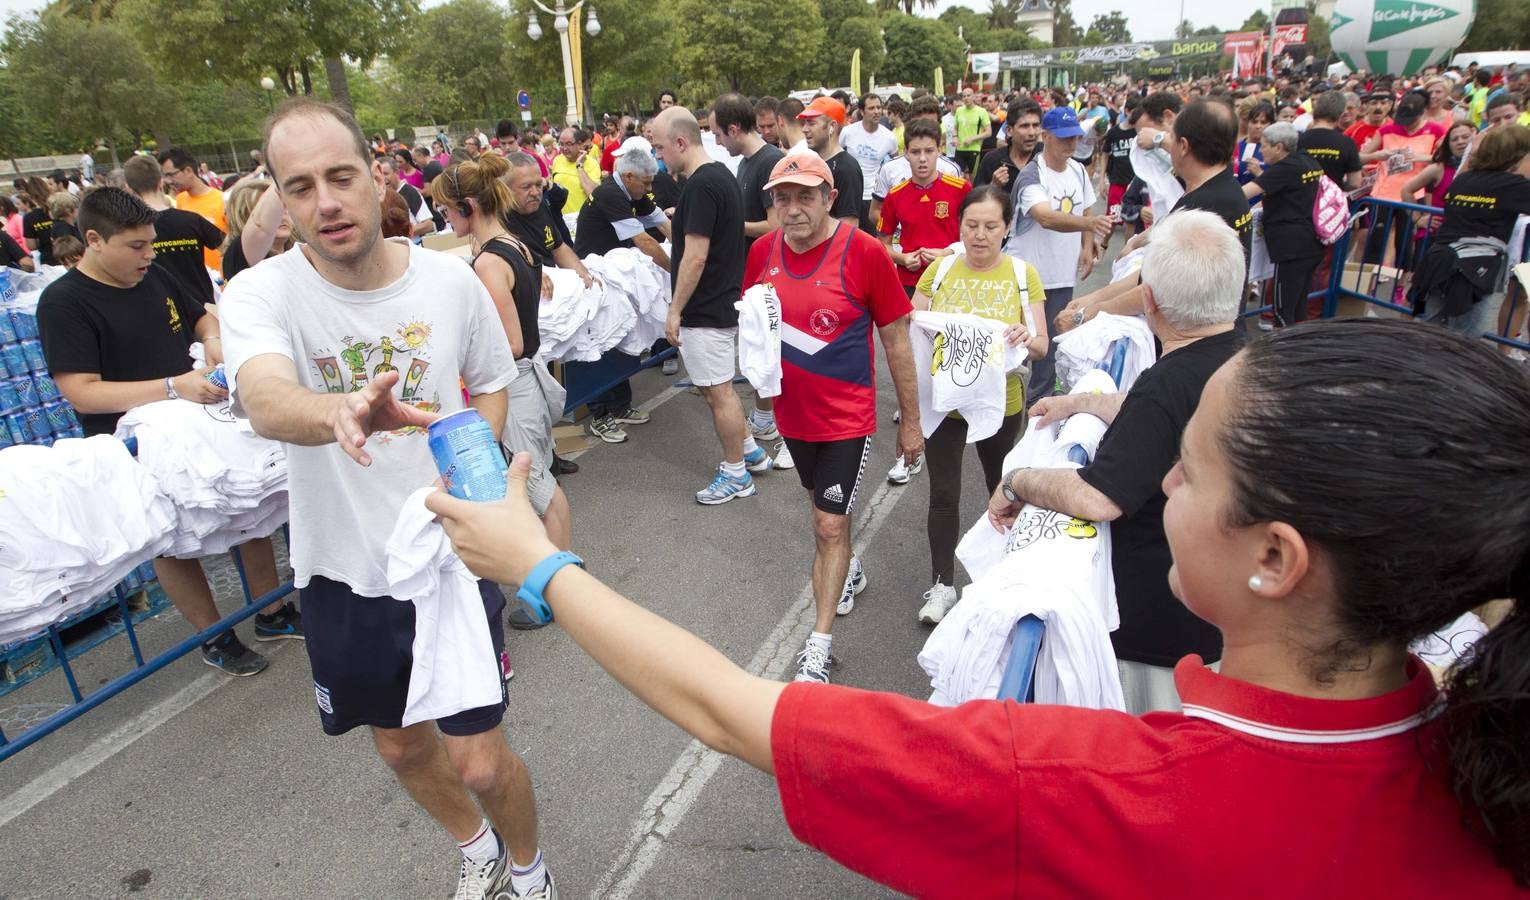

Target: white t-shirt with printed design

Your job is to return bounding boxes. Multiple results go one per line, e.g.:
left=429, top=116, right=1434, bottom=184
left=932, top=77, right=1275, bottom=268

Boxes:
left=220, top=240, right=516, bottom=596
left=1009, top=157, right=1097, bottom=290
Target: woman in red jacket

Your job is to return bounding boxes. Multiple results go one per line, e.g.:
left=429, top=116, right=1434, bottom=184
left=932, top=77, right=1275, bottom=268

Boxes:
left=428, top=318, right=1529, bottom=896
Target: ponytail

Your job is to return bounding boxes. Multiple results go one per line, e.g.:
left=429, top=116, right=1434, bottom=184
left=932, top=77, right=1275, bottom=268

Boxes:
left=429, top=154, right=513, bottom=222
left=1436, top=563, right=1530, bottom=887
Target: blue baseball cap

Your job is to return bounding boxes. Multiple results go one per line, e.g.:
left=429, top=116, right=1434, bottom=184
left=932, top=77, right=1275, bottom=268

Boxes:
left=1042, top=106, right=1085, bottom=138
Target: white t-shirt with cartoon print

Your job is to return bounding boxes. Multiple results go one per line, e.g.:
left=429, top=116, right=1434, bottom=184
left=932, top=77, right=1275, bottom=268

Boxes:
left=220, top=240, right=515, bottom=596
left=1008, top=157, right=1097, bottom=289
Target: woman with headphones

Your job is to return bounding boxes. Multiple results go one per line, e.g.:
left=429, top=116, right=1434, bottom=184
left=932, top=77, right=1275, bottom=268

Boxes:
left=431, top=155, right=573, bottom=600
left=426, top=318, right=1530, bottom=894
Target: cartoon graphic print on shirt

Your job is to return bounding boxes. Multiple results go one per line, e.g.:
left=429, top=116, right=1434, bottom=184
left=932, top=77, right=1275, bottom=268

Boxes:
left=310, top=317, right=440, bottom=435
left=930, top=318, right=1003, bottom=388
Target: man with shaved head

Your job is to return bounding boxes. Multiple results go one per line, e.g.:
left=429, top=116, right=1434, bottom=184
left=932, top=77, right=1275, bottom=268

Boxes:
left=651, top=107, right=772, bottom=503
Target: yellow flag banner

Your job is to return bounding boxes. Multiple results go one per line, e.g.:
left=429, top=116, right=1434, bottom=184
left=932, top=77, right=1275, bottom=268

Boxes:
left=934, top=66, right=944, bottom=97
left=851, top=48, right=861, bottom=98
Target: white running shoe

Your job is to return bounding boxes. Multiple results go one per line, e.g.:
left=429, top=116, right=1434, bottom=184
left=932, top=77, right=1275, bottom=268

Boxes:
left=917, top=581, right=959, bottom=625
left=836, top=557, right=867, bottom=616
left=772, top=440, right=795, bottom=470
left=793, top=641, right=832, bottom=684
left=505, top=871, right=558, bottom=900
left=455, top=847, right=508, bottom=900
left=887, top=453, right=925, bottom=485
left=749, top=416, right=780, bottom=442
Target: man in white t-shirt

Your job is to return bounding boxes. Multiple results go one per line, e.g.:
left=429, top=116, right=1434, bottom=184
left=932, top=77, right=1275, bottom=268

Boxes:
left=219, top=98, right=555, bottom=900
left=1007, top=106, right=1113, bottom=398
left=840, top=92, right=899, bottom=232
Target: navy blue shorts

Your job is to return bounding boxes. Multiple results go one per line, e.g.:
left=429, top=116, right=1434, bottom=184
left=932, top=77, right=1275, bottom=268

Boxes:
left=301, top=575, right=508, bottom=737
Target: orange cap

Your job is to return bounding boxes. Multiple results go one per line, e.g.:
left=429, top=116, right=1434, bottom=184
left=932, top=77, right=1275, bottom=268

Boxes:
left=797, top=96, right=846, bottom=126
left=764, top=153, right=833, bottom=191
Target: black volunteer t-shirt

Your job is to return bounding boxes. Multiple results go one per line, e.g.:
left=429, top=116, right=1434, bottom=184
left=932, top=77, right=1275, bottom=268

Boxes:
left=153, top=208, right=223, bottom=306
left=222, top=238, right=251, bottom=282
left=575, top=179, right=662, bottom=257
left=1080, top=328, right=1245, bottom=667
left=22, top=209, right=55, bottom=265
left=1, top=231, right=29, bottom=269
left=505, top=203, right=565, bottom=267
left=1172, top=167, right=1254, bottom=265
left=672, top=161, right=744, bottom=329
left=736, top=142, right=785, bottom=248
left=975, top=146, right=1032, bottom=188
left=1297, top=127, right=1362, bottom=187
left=1104, top=122, right=1137, bottom=186
left=825, top=151, right=864, bottom=223
left=50, top=220, right=81, bottom=245
left=37, top=266, right=206, bottom=437
left=1254, top=154, right=1325, bottom=262
left=474, top=235, right=542, bottom=360
left=652, top=169, right=682, bottom=212
left=1433, top=170, right=1530, bottom=244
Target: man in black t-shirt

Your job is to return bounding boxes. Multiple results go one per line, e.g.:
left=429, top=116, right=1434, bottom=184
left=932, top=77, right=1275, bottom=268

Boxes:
left=1297, top=91, right=1363, bottom=188
left=975, top=99, right=1042, bottom=189
left=989, top=210, right=1246, bottom=713
left=500, top=151, right=596, bottom=286
left=122, top=155, right=223, bottom=307
left=1056, top=98, right=1252, bottom=334
left=653, top=107, right=771, bottom=503
left=799, top=97, right=863, bottom=227
left=36, top=187, right=290, bottom=677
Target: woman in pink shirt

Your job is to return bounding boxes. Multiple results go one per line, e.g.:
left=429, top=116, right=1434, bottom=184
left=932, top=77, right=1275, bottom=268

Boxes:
left=392, top=148, right=425, bottom=189
left=1, top=195, right=24, bottom=245
left=1361, top=91, right=1444, bottom=270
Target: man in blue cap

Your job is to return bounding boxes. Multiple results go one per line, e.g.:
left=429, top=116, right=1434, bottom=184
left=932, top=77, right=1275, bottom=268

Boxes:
left=1006, top=106, right=1114, bottom=397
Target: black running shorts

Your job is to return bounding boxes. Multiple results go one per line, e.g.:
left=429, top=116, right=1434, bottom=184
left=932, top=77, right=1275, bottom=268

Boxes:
left=782, top=435, right=872, bottom=517
left=302, top=575, right=508, bottom=737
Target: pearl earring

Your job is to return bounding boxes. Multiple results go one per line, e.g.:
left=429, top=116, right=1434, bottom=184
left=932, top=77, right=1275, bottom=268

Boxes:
left=1248, top=575, right=1264, bottom=591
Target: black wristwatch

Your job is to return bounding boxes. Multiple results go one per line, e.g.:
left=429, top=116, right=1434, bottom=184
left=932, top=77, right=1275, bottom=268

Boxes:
left=1001, top=468, right=1025, bottom=503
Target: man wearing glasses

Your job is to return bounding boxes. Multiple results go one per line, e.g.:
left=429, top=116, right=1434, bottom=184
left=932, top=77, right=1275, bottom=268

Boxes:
left=157, top=147, right=226, bottom=271
left=549, top=127, right=600, bottom=216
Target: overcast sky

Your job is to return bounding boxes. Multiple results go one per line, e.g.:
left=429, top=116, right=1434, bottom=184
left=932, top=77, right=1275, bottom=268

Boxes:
left=0, top=0, right=1260, bottom=46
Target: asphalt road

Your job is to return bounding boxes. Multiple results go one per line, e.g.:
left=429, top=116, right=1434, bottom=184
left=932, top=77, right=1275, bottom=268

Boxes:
left=0, top=241, right=1119, bottom=900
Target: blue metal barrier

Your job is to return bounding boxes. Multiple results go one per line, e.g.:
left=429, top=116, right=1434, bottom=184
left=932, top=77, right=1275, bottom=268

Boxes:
left=560, top=347, right=677, bottom=414
left=1323, top=197, right=1530, bottom=352
left=997, top=338, right=1130, bottom=703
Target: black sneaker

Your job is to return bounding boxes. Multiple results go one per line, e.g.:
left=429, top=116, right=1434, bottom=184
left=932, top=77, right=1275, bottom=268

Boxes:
left=507, top=605, right=550, bottom=631
left=553, top=455, right=579, bottom=476
left=253, top=601, right=304, bottom=641
left=201, top=632, right=269, bottom=676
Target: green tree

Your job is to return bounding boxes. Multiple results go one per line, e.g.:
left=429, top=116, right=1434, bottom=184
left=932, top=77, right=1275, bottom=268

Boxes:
left=1240, top=9, right=1269, bottom=32
left=967, top=27, right=1037, bottom=53
left=1050, top=0, right=1081, bottom=46
left=1086, top=10, right=1130, bottom=43
left=1460, top=0, right=1530, bottom=51
left=1305, top=14, right=1331, bottom=61
left=875, top=0, right=935, bottom=14
left=984, top=0, right=1018, bottom=30
left=821, top=17, right=887, bottom=88
left=820, top=0, right=874, bottom=26
left=674, top=0, right=823, bottom=95
left=937, top=4, right=986, bottom=40
left=4, top=15, right=170, bottom=165
left=390, top=0, right=514, bottom=121
left=878, top=13, right=966, bottom=88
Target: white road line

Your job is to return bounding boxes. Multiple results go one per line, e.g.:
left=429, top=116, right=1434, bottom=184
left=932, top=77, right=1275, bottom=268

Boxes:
left=590, top=476, right=911, bottom=899
left=0, top=644, right=292, bottom=831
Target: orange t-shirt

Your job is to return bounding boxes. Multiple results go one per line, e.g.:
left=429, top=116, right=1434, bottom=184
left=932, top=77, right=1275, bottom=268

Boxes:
left=174, top=187, right=227, bottom=271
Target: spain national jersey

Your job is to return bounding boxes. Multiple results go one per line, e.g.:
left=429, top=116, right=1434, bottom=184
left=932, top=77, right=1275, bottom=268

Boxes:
left=877, top=174, right=972, bottom=287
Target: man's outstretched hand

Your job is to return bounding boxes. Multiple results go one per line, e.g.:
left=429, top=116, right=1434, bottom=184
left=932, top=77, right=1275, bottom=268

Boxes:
left=332, top=370, right=439, bottom=466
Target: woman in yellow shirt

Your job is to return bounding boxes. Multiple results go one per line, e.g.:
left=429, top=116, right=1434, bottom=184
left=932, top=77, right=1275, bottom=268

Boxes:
left=911, top=185, right=1048, bottom=624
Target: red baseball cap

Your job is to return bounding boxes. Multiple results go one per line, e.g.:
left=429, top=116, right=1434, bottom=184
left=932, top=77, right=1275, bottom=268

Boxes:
left=797, top=96, right=846, bottom=126
left=764, top=153, right=833, bottom=191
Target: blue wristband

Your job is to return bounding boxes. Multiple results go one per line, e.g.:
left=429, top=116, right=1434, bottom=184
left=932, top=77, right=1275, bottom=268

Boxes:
left=515, top=550, right=583, bottom=624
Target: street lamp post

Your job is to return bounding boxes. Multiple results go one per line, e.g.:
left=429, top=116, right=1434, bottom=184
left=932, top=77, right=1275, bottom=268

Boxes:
left=525, top=0, right=600, bottom=127
left=260, top=76, right=276, bottom=112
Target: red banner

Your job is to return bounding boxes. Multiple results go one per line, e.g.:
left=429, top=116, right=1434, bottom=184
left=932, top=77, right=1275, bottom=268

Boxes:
left=1272, top=23, right=1308, bottom=57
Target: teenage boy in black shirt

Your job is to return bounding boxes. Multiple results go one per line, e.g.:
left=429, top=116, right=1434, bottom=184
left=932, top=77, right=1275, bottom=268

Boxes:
left=1297, top=90, right=1363, bottom=188
left=36, top=187, right=296, bottom=676
left=122, top=155, right=223, bottom=307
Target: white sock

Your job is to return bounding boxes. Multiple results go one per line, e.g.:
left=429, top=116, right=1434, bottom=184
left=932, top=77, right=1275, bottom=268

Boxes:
left=458, top=819, right=500, bottom=866
left=752, top=408, right=774, bottom=427
left=742, top=434, right=759, bottom=454
left=721, top=459, right=746, bottom=478
left=807, top=631, right=832, bottom=653
left=509, top=849, right=547, bottom=895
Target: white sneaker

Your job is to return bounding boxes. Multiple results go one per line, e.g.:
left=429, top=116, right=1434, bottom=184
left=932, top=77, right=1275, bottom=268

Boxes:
left=772, top=440, right=795, bottom=470
left=749, top=416, right=780, bottom=441
left=793, top=641, right=831, bottom=683
left=506, top=871, right=558, bottom=900
left=455, top=847, right=508, bottom=900
left=917, top=581, right=959, bottom=625
left=836, top=557, right=867, bottom=616
left=886, top=453, right=924, bottom=485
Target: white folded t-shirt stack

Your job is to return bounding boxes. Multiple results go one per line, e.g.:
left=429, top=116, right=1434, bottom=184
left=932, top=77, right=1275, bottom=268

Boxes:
left=1053, top=311, right=1157, bottom=394
left=114, top=399, right=288, bottom=559
left=537, top=249, right=671, bottom=362
left=0, top=436, right=177, bottom=645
